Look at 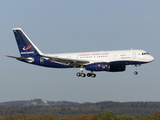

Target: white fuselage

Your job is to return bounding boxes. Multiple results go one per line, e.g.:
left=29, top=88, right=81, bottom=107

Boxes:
left=43, top=49, right=154, bottom=65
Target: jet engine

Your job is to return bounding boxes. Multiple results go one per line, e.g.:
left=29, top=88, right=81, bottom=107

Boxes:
left=85, top=63, right=126, bottom=72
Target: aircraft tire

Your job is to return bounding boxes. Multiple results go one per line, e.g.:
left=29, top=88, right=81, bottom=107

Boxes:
left=81, top=73, right=86, bottom=77
left=87, top=73, right=91, bottom=77
left=134, top=71, right=138, bottom=75
left=76, top=72, right=81, bottom=77
left=91, top=73, right=96, bottom=78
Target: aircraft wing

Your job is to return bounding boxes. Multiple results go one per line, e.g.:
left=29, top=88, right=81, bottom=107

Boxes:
left=41, top=55, right=90, bottom=67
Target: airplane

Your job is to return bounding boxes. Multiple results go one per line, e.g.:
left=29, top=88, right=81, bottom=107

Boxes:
left=6, top=28, right=154, bottom=78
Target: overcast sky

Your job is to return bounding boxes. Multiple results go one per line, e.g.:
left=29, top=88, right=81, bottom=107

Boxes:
left=0, top=0, right=159, bottom=103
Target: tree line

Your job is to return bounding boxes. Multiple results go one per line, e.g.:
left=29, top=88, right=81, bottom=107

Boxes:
left=1, top=112, right=160, bottom=120
left=1, top=101, right=160, bottom=118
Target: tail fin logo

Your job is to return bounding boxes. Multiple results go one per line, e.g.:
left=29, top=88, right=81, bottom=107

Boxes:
left=23, top=45, right=31, bottom=51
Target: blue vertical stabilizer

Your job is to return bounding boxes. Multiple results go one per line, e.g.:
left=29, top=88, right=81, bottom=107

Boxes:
left=13, top=28, right=42, bottom=57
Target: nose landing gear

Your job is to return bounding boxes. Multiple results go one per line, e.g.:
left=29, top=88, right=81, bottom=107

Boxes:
left=134, top=64, right=140, bottom=75
left=134, top=71, right=138, bottom=75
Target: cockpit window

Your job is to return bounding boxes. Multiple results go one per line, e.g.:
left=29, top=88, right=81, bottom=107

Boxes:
left=142, top=52, right=149, bottom=55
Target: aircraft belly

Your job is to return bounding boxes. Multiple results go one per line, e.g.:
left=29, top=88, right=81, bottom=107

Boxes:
left=109, top=60, right=146, bottom=65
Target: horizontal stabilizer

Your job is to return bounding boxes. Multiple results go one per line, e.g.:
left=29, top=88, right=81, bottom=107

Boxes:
left=6, top=55, right=34, bottom=63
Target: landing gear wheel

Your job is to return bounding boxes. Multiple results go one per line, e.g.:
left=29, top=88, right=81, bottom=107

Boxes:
left=81, top=73, right=86, bottom=77
left=87, top=73, right=91, bottom=77
left=134, top=71, right=138, bottom=75
left=87, top=73, right=96, bottom=78
left=76, top=72, right=81, bottom=77
left=91, top=73, right=96, bottom=78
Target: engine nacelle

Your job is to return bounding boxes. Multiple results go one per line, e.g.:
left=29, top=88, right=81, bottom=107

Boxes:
left=108, top=65, right=126, bottom=72
left=85, top=63, right=126, bottom=72
left=85, top=63, right=108, bottom=71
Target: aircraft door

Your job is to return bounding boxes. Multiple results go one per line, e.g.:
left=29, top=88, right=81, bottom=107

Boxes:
left=67, top=56, right=71, bottom=59
left=132, top=52, right=136, bottom=59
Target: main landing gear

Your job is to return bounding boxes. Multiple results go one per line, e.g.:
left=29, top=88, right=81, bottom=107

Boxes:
left=76, top=72, right=96, bottom=78
left=76, top=67, right=96, bottom=78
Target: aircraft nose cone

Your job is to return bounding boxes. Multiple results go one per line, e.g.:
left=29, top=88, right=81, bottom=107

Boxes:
left=149, top=55, right=154, bottom=62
